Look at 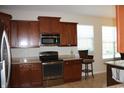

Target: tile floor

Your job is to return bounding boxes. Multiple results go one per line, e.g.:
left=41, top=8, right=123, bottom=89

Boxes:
left=51, top=72, right=107, bottom=88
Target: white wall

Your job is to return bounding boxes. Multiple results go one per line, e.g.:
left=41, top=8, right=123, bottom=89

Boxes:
left=0, top=8, right=115, bottom=74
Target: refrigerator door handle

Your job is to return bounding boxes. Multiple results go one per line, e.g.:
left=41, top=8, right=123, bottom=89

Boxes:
left=0, top=61, right=3, bottom=70
left=0, top=60, right=6, bottom=88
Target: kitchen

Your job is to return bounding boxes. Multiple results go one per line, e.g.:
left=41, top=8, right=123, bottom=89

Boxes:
left=1, top=5, right=124, bottom=88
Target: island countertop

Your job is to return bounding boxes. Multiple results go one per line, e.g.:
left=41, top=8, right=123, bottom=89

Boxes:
left=105, top=60, right=124, bottom=68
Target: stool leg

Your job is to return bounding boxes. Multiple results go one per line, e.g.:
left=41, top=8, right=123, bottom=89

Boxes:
left=85, top=64, right=89, bottom=79
left=91, top=63, right=94, bottom=78
left=84, top=64, right=87, bottom=80
left=87, top=64, right=89, bottom=78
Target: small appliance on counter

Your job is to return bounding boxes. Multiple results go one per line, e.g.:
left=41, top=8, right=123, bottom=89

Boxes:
left=39, top=51, right=64, bottom=87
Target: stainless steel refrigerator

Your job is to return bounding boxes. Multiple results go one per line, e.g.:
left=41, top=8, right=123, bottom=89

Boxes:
left=0, top=23, right=11, bottom=88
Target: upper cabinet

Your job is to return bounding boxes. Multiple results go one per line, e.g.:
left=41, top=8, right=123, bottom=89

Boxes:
left=38, top=16, right=61, bottom=34
left=116, top=5, right=124, bottom=53
left=10, top=16, right=78, bottom=48
left=60, top=22, right=77, bottom=46
left=10, top=20, right=40, bottom=48
left=0, top=12, right=12, bottom=41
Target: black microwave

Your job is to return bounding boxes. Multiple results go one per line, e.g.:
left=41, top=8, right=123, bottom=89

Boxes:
left=41, top=34, right=60, bottom=45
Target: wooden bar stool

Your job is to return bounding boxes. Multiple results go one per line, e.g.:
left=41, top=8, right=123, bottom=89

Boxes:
left=78, top=50, right=94, bottom=80
left=82, top=59, right=94, bottom=79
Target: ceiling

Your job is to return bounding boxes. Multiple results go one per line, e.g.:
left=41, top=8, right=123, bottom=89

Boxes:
left=0, top=5, right=116, bottom=18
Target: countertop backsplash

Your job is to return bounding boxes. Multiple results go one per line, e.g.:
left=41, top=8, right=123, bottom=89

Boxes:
left=11, top=46, right=79, bottom=59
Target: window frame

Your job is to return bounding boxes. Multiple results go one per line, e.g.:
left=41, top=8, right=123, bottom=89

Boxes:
left=102, top=26, right=120, bottom=60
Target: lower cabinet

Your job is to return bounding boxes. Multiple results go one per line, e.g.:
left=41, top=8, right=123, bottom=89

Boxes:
left=64, top=59, right=82, bottom=82
left=10, top=60, right=82, bottom=87
left=10, top=63, right=43, bottom=88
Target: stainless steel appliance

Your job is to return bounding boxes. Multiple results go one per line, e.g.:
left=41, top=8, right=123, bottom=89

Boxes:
left=0, top=22, right=11, bottom=88
left=39, top=51, right=63, bottom=87
left=41, top=34, right=60, bottom=46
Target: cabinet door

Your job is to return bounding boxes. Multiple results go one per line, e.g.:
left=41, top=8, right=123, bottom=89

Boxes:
left=10, top=21, right=18, bottom=47
left=17, top=21, right=29, bottom=47
left=31, top=63, right=43, bottom=87
left=68, top=24, right=77, bottom=46
left=71, top=61, right=82, bottom=81
left=64, top=60, right=82, bottom=82
left=60, top=23, right=69, bottom=46
left=19, top=64, right=32, bottom=87
left=50, top=18, right=60, bottom=33
left=10, top=64, right=20, bottom=87
left=60, top=23, right=77, bottom=46
left=38, top=17, right=61, bottom=34
left=39, top=17, right=50, bottom=33
left=10, top=20, right=39, bottom=48
left=116, top=6, right=124, bottom=52
left=64, top=61, right=73, bottom=82
left=29, top=21, right=40, bottom=47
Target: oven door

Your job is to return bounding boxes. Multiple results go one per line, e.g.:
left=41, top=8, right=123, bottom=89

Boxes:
left=42, top=62, right=63, bottom=80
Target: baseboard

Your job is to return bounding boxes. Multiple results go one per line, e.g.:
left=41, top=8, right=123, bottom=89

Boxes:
left=81, top=70, right=106, bottom=76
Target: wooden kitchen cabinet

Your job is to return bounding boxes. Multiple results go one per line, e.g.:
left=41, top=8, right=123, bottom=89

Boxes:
left=38, top=16, right=61, bottom=34
left=10, top=63, right=43, bottom=88
left=10, top=64, right=20, bottom=87
left=64, top=59, right=82, bottom=82
left=19, top=64, right=32, bottom=87
left=0, top=12, right=12, bottom=42
left=30, top=64, right=43, bottom=87
left=116, top=5, right=124, bottom=52
left=60, top=22, right=77, bottom=46
left=10, top=20, right=40, bottom=48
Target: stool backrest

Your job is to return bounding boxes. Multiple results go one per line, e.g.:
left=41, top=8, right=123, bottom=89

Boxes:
left=78, top=50, right=88, bottom=59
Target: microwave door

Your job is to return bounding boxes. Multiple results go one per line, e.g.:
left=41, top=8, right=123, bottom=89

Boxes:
left=1, top=30, right=11, bottom=88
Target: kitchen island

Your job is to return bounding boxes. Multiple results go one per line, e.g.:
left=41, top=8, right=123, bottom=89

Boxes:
left=105, top=60, right=124, bottom=86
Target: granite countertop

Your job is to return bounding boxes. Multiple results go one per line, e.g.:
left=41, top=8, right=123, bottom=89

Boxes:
left=62, top=57, right=82, bottom=61
left=105, top=60, right=124, bottom=68
left=12, top=57, right=41, bottom=64
left=12, top=56, right=82, bottom=64
left=59, top=55, right=82, bottom=61
left=108, top=84, right=124, bottom=88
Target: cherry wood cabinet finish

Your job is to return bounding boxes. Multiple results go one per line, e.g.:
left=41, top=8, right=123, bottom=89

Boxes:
left=38, top=16, right=61, bottom=34
left=64, top=59, right=82, bottom=82
left=10, top=20, right=39, bottom=48
left=19, top=64, right=32, bottom=87
left=10, top=63, right=43, bottom=88
left=30, top=64, right=43, bottom=87
left=0, top=12, right=12, bottom=42
left=116, top=5, right=124, bottom=52
left=60, top=22, right=77, bottom=46
left=28, top=21, right=40, bottom=47
left=10, top=21, right=18, bottom=47
left=10, top=64, right=20, bottom=87
left=10, top=16, right=78, bottom=47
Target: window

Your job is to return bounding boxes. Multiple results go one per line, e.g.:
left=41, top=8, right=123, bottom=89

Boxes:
left=77, top=25, right=94, bottom=52
left=102, top=26, right=120, bottom=59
